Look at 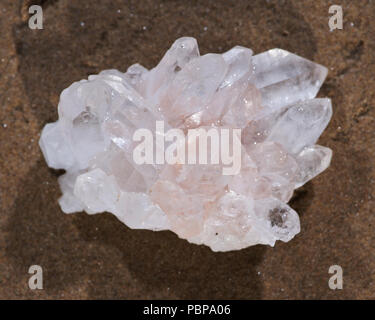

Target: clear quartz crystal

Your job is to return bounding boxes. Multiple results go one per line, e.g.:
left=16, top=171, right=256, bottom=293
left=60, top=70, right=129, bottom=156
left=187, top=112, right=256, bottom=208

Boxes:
left=39, top=37, right=332, bottom=252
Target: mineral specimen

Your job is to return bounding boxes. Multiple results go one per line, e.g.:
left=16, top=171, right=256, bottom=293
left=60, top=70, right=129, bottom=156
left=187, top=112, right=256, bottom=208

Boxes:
left=39, top=37, right=332, bottom=252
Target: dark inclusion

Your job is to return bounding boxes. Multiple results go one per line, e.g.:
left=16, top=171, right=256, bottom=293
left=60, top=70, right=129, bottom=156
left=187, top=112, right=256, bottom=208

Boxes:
left=269, top=208, right=288, bottom=228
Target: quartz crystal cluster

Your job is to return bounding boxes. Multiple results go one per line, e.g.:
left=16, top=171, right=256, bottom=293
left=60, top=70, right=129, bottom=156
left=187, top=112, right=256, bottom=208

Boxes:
left=40, top=37, right=332, bottom=252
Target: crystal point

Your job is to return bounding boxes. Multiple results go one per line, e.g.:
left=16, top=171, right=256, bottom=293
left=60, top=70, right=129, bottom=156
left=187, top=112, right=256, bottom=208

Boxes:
left=251, top=48, right=328, bottom=111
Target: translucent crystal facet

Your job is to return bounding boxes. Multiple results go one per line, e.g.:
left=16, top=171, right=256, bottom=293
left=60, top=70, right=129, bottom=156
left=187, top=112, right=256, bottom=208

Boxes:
left=40, top=37, right=332, bottom=252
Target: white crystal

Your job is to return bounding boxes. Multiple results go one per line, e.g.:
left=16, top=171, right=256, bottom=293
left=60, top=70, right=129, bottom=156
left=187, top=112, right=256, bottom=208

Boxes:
left=40, top=37, right=332, bottom=252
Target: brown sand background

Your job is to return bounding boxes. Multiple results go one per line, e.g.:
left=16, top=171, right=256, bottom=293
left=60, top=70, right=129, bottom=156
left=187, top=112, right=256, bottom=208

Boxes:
left=0, top=0, right=374, bottom=299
